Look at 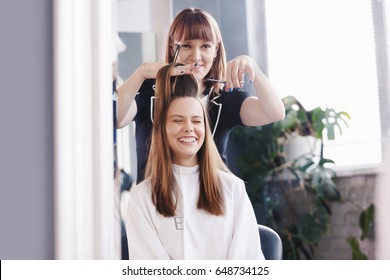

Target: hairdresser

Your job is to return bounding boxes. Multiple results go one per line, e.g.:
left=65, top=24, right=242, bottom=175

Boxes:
left=117, top=8, right=285, bottom=183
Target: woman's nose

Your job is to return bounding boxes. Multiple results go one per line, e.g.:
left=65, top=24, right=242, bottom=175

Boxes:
left=183, top=120, right=194, bottom=132
left=190, top=48, right=201, bottom=62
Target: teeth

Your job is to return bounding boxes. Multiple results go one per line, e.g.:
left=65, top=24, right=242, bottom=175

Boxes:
left=178, top=137, right=196, bottom=143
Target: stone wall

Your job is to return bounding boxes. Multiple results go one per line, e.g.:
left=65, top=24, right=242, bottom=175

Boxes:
left=316, top=174, right=376, bottom=259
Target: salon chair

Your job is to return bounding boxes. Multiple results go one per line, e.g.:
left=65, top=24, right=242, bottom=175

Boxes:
left=258, top=224, right=283, bottom=260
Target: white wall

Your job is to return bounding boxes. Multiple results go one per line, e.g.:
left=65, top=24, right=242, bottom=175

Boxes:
left=117, top=0, right=171, bottom=61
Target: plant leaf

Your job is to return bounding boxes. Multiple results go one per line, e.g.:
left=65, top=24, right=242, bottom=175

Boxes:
left=347, top=237, right=368, bottom=260
left=359, top=204, right=375, bottom=240
left=297, top=206, right=329, bottom=244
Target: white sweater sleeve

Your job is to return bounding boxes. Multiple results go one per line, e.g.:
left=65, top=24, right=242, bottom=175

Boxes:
left=124, top=186, right=170, bottom=260
left=228, top=180, right=265, bottom=260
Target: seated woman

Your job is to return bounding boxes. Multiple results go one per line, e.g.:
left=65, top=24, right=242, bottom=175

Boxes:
left=124, top=63, right=264, bottom=260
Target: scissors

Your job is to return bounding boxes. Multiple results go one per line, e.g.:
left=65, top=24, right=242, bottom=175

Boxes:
left=204, top=78, right=251, bottom=84
left=172, top=44, right=181, bottom=63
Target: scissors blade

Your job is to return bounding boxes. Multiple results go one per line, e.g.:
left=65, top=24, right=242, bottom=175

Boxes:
left=204, top=78, right=227, bottom=84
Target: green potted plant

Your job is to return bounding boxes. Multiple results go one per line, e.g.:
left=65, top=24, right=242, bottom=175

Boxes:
left=230, top=95, right=350, bottom=259
left=347, top=203, right=375, bottom=260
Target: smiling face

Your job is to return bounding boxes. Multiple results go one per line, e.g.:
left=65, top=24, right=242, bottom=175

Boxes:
left=165, top=97, right=205, bottom=167
left=174, top=39, right=218, bottom=82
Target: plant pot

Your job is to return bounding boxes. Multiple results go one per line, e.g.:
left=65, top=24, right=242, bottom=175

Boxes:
left=283, top=132, right=320, bottom=163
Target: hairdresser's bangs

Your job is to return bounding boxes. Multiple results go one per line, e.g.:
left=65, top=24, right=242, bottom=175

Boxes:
left=175, top=15, right=216, bottom=43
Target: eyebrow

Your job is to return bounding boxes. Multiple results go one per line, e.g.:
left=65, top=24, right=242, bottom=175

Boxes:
left=177, top=39, right=214, bottom=44
left=169, top=115, right=203, bottom=119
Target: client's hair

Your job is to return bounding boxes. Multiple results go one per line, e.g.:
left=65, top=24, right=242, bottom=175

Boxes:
left=145, top=63, right=229, bottom=217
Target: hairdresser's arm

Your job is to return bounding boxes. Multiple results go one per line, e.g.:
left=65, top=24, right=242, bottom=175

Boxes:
left=225, top=55, right=285, bottom=126
left=117, top=63, right=195, bottom=128
left=116, top=63, right=163, bottom=128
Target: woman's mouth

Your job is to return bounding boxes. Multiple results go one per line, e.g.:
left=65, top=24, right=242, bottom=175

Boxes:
left=178, top=136, right=197, bottom=143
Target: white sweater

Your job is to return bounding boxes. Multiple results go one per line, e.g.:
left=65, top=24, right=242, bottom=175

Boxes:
left=125, top=164, right=264, bottom=260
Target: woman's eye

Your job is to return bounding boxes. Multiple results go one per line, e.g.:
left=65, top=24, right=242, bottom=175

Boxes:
left=180, top=44, right=191, bottom=49
left=202, top=44, right=211, bottom=49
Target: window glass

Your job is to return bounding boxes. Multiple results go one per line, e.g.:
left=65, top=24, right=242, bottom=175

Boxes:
left=265, top=0, right=381, bottom=167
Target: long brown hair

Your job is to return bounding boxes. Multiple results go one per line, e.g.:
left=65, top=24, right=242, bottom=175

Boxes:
left=145, top=63, right=229, bottom=217
left=165, top=8, right=227, bottom=90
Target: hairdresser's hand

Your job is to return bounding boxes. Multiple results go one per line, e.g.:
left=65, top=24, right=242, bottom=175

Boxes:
left=225, top=55, right=256, bottom=92
left=136, top=62, right=166, bottom=80
left=136, top=62, right=196, bottom=80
